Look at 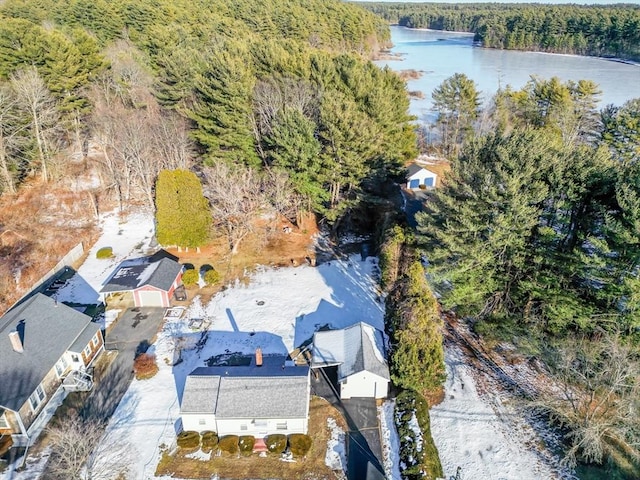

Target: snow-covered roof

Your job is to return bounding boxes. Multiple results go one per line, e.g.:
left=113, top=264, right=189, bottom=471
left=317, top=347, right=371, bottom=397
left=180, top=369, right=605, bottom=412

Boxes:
left=100, top=255, right=182, bottom=294
left=181, top=358, right=310, bottom=419
left=311, top=322, right=389, bottom=381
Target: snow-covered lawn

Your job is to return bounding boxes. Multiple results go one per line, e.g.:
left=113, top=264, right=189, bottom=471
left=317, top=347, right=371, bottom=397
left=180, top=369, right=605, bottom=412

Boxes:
left=53, top=212, right=155, bottom=310
left=325, top=417, right=346, bottom=477
left=430, top=346, right=566, bottom=480
left=378, top=400, right=401, bottom=480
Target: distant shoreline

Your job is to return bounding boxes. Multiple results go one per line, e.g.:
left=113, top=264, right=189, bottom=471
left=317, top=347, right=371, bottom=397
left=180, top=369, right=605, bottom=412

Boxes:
left=393, top=25, right=640, bottom=66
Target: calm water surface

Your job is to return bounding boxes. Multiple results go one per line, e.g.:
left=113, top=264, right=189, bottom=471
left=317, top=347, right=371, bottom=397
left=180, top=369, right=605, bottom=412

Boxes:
left=377, top=26, right=640, bottom=123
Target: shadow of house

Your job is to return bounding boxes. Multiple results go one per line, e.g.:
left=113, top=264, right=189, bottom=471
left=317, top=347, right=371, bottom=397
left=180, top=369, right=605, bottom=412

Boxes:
left=171, top=330, right=289, bottom=405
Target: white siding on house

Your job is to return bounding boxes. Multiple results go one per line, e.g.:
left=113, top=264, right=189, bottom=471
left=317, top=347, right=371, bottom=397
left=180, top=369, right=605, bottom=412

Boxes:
left=407, top=168, right=437, bottom=190
left=182, top=413, right=217, bottom=432
left=340, top=371, right=389, bottom=400
left=216, top=417, right=308, bottom=438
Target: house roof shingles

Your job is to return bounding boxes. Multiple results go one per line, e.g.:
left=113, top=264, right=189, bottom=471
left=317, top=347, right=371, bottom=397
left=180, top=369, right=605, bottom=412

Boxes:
left=0, top=293, right=100, bottom=412
left=311, top=322, right=390, bottom=381
left=181, top=362, right=310, bottom=419
left=100, top=256, right=182, bottom=294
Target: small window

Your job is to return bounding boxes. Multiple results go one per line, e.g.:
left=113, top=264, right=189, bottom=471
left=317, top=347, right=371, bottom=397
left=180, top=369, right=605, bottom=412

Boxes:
left=71, top=354, right=80, bottom=363
left=276, top=422, right=288, bottom=430
left=240, top=424, right=248, bottom=431
left=198, top=418, right=206, bottom=425
left=254, top=420, right=267, bottom=429
left=28, top=384, right=46, bottom=411
left=84, top=345, right=91, bottom=357
left=0, top=412, right=9, bottom=429
left=92, top=334, right=99, bottom=347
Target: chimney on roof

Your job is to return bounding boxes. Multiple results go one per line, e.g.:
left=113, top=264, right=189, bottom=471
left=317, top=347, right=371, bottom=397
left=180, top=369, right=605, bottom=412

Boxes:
left=255, top=347, right=263, bottom=367
left=9, top=331, right=23, bottom=353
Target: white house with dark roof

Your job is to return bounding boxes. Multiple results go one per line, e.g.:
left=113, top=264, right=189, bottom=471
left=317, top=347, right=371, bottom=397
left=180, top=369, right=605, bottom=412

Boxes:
left=100, top=252, right=183, bottom=308
left=311, top=322, right=390, bottom=400
left=181, top=356, right=310, bottom=437
left=0, top=293, right=103, bottom=453
left=406, top=163, right=437, bottom=190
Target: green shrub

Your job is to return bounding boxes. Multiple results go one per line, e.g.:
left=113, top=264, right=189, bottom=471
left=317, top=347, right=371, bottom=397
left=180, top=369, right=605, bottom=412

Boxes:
left=201, top=431, right=218, bottom=452
left=288, top=434, right=312, bottom=457
left=203, top=269, right=221, bottom=286
left=239, top=435, right=255, bottom=455
left=395, top=390, right=443, bottom=479
left=265, top=434, right=287, bottom=454
left=218, top=435, right=239, bottom=455
left=177, top=431, right=200, bottom=450
left=182, top=269, right=199, bottom=286
left=96, top=247, right=113, bottom=259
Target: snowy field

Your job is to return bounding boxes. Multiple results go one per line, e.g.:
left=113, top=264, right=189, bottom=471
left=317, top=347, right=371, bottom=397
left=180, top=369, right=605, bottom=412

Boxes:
left=430, top=346, right=568, bottom=480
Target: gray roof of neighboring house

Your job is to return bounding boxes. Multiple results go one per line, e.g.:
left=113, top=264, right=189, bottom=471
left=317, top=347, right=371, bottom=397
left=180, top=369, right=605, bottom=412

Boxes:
left=0, top=293, right=100, bottom=412
left=181, top=362, right=310, bottom=419
left=100, top=256, right=182, bottom=294
left=312, top=322, right=390, bottom=381
left=407, top=163, right=436, bottom=179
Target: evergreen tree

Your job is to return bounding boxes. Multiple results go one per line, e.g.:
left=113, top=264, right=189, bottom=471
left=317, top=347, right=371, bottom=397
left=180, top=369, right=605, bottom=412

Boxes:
left=155, top=169, right=211, bottom=248
left=432, top=73, right=480, bottom=156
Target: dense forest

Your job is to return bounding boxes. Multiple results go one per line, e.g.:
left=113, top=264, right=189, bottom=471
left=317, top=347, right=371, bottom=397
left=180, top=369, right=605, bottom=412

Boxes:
left=417, top=70, right=640, bottom=474
left=359, top=2, right=640, bottom=60
left=0, top=0, right=415, bottom=231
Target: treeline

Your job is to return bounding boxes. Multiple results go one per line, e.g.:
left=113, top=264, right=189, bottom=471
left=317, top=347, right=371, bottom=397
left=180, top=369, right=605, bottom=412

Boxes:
left=417, top=71, right=640, bottom=472
left=359, top=3, right=640, bottom=60
left=0, top=0, right=415, bottom=234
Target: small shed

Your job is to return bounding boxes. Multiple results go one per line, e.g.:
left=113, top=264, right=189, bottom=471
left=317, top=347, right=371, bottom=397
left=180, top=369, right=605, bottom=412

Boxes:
left=100, top=253, right=183, bottom=308
left=311, top=322, right=390, bottom=399
left=406, top=163, right=437, bottom=190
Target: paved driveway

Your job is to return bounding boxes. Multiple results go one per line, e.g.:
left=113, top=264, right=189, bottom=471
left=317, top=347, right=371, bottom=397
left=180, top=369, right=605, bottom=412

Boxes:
left=311, top=367, right=385, bottom=480
left=81, top=308, right=166, bottom=421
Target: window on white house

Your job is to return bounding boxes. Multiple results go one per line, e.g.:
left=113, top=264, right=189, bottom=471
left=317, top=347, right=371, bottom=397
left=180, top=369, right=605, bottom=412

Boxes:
left=240, top=424, right=248, bottom=431
left=199, top=419, right=206, bottom=425
left=0, top=412, right=9, bottom=429
left=71, top=354, right=80, bottom=363
left=54, top=357, right=67, bottom=378
left=28, top=384, right=46, bottom=411
left=276, top=422, right=288, bottom=430
left=254, top=420, right=268, bottom=429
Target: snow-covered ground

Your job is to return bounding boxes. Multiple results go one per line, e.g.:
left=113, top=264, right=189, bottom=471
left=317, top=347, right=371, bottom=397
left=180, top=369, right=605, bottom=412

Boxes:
left=325, top=418, right=347, bottom=477
left=54, top=211, right=155, bottom=308
left=378, top=400, right=401, bottom=480
left=430, top=346, right=566, bottom=480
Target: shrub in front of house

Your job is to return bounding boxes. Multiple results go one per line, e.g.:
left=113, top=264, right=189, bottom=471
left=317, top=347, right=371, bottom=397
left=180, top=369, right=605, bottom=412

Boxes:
left=201, top=431, right=218, bottom=452
left=182, top=269, right=199, bottom=286
left=133, top=353, right=159, bottom=380
left=238, top=435, right=255, bottom=455
left=265, top=434, right=287, bottom=455
left=203, top=268, right=221, bottom=286
left=218, top=435, right=239, bottom=455
left=288, top=434, right=312, bottom=457
left=177, top=431, right=200, bottom=450
left=96, top=247, right=113, bottom=259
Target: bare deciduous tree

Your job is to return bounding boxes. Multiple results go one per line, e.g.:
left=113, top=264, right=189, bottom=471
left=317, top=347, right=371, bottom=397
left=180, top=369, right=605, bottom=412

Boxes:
left=11, top=68, right=61, bottom=183
left=0, top=85, right=25, bottom=194
left=537, top=332, right=640, bottom=468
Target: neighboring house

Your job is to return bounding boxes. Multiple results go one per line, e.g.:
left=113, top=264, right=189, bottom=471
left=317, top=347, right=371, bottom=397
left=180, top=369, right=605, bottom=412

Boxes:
left=311, top=322, right=390, bottom=399
left=0, top=293, right=103, bottom=452
left=406, top=163, right=437, bottom=190
left=100, top=251, right=183, bottom=308
left=181, top=356, right=310, bottom=437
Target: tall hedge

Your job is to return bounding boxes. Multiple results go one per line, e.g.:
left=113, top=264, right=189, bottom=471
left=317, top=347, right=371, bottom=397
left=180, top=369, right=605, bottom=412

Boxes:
left=387, top=261, right=445, bottom=393
left=155, top=169, right=211, bottom=248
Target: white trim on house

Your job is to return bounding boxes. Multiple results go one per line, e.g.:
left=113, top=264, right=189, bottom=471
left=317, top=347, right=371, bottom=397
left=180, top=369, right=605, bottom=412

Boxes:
left=28, top=385, right=46, bottom=412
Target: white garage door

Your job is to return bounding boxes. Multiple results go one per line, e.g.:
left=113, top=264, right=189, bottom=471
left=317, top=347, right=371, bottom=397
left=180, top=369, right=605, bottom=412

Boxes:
left=137, top=290, right=164, bottom=307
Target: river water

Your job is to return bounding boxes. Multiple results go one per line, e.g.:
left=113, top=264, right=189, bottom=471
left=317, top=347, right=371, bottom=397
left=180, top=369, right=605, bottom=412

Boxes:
left=376, top=25, right=640, bottom=123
